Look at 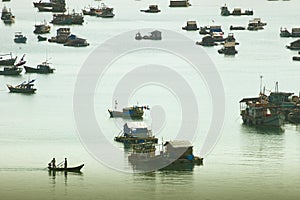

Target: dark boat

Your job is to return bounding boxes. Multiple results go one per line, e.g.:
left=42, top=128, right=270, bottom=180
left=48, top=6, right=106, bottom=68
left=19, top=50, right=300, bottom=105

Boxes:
left=108, top=104, right=149, bottom=118
left=230, top=25, right=246, bottom=30
left=128, top=141, right=203, bottom=171
left=14, top=32, right=27, bottom=43
left=33, top=0, right=66, bottom=12
left=182, top=21, right=199, bottom=31
left=196, top=35, right=217, bottom=46
left=34, top=21, right=51, bottom=34
left=96, top=6, right=115, bottom=18
left=48, top=164, right=84, bottom=172
left=0, top=67, right=22, bottom=75
left=286, top=39, right=300, bottom=50
left=135, top=30, right=162, bottom=40
left=0, top=53, right=17, bottom=66
left=7, top=79, right=37, bottom=94
left=140, top=5, right=161, bottom=13
left=24, top=60, right=55, bottom=74
left=218, top=43, right=238, bottom=55
left=169, top=0, right=191, bottom=7
left=63, top=34, right=89, bottom=47
left=51, top=12, right=84, bottom=25
left=1, top=6, right=15, bottom=24
left=37, top=35, right=47, bottom=41
left=292, top=56, right=300, bottom=61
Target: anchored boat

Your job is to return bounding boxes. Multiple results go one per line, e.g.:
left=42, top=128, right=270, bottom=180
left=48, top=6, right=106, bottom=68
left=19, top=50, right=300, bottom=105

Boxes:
left=128, top=140, right=203, bottom=171
left=7, top=79, right=37, bottom=94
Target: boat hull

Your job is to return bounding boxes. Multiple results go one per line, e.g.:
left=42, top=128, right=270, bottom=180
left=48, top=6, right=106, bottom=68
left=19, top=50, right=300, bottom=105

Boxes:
left=48, top=164, right=84, bottom=172
left=24, top=66, right=54, bottom=74
left=0, top=68, right=22, bottom=75
left=241, top=113, right=285, bottom=127
left=7, top=85, right=36, bottom=93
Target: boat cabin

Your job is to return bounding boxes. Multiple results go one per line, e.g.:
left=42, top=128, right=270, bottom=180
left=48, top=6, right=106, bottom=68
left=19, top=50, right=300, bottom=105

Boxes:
left=182, top=21, right=199, bottom=31
left=124, top=122, right=152, bottom=138
left=164, top=140, right=193, bottom=159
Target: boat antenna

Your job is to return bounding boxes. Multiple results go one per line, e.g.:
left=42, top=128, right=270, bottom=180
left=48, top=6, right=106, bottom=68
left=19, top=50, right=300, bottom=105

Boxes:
left=260, top=75, right=263, bottom=94
left=275, top=81, right=279, bottom=93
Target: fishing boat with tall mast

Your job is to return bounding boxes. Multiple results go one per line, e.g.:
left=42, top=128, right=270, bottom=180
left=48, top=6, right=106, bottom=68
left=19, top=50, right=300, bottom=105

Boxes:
left=0, top=54, right=26, bottom=75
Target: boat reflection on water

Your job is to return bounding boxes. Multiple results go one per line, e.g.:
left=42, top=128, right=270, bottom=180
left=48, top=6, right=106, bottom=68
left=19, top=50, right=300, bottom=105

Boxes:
left=240, top=124, right=285, bottom=135
left=48, top=170, right=83, bottom=186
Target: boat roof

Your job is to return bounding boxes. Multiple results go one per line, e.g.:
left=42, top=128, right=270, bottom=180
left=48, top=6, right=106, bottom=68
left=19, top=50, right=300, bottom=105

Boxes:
left=269, top=92, right=294, bottom=96
left=164, top=140, right=192, bottom=148
left=239, top=97, right=260, bottom=103
left=125, top=122, right=148, bottom=129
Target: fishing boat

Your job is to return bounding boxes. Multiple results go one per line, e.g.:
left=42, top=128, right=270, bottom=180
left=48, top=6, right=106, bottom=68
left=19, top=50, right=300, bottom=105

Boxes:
left=0, top=53, right=17, bottom=66
left=240, top=97, right=285, bottom=127
left=33, top=0, right=66, bottom=12
left=196, top=35, right=217, bottom=46
left=51, top=11, right=84, bottom=25
left=0, top=54, right=26, bottom=75
left=24, top=60, right=55, bottom=74
left=247, top=18, right=266, bottom=31
left=108, top=103, right=149, bottom=118
left=48, top=27, right=71, bottom=43
left=63, top=34, right=89, bottom=47
left=37, top=35, right=47, bottom=41
left=1, top=6, right=15, bottom=24
left=7, top=79, right=37, bottom=94
left=218, top=44, right=238, bottom=55
left=48, top=164, right=84, bottom=172
left=115, top=122, right=158, bottom=144
left=33, top=21, right=51, bottom=34
left=0, top=67, right=22, bottom=75
left=182, top=21, right=199, bottom=31
left=169, top=0, right=191, bottom=7
left=280, top=28, right=300, bottom=37
left=293, top=56, right=300, bottom=61
left=128, top=140, right=203, bottom=171
left=96, top=6, right=115, bottom=18
left=220, top=4, right=253, bottom=16
left=229, top=25, right=246, bottom=30
left=140, top=5, right=161, bottom=13
left=135, top=30, right=162, bottom=40
left=14, top=32, right=27, bottom=43
left=286, top=39, right=300, bottom=50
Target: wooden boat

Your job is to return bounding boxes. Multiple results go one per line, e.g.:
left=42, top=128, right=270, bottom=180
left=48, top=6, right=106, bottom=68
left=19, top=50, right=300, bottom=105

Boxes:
left=182, top=21, right=199, bottom=31
left=14, top=32, right=27, bottom=43
left=230, top=25, right=246, bottom=30
left=37, top=35, right=47, bottom=41
left=108, top=104, right=149, bottom=118
left=128, top=141, right=203, bottom=171
left=7, top=79, right=36, bottom=93
left=48, top=164, right=84, bottom=172
left=34, top=21, right=51, bottom=34
left=51, top=12, right=84, bottom=25
left=0, top=67, right=22, bottom=75
left=0, top=53, right=17, bottom=66
left=135, top=30, right=162, bottom=40
left=24, top=60, right=55, bottom=74
left=140, top=5, right=161, bottom=13
left=169, top=0, right=191, bottom=7
left=1, top=6, right=15, bottom=24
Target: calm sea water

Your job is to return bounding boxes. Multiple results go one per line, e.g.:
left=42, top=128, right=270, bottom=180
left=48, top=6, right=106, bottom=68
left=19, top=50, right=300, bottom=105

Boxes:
left=1, top=0, right=300, bottom=199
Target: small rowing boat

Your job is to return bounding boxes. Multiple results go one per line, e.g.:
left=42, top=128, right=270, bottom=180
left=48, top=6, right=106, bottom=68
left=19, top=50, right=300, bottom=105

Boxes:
left=48, top=164, right=84, bottom=172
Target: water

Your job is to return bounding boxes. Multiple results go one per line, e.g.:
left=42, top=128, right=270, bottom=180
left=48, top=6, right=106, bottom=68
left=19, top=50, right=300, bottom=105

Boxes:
left=1, top=0, right=300, bottom=199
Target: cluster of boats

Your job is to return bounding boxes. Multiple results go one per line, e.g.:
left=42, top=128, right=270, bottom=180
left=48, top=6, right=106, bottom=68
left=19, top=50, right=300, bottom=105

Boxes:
left=240, top=79, right=300, bottom=127
left=281, top=28, right=300, bottom=61
left=108, top=102, right=203, bottom=170
left=0, top=52, right=56, bottom=93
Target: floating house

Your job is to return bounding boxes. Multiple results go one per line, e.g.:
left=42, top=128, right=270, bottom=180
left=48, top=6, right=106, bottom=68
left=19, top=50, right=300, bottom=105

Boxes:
left=115, top=122, right=158, bottom=144
left=182, top=21, right=199, bottom=31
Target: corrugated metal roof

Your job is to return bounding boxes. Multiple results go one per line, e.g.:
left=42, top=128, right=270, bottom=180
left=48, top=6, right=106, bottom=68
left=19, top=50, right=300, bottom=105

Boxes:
left=165, top=140, right=192, bottom=148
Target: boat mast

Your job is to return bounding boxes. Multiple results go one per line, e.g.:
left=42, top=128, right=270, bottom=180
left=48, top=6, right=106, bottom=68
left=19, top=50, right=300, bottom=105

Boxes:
left=260, top=75, right=263, bottom=95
